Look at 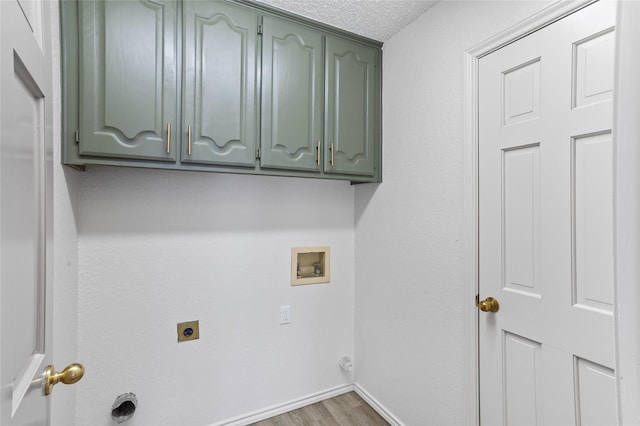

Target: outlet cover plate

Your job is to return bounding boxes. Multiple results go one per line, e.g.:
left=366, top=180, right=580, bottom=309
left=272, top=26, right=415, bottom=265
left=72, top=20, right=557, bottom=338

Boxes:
left=280, top=305, right=291, bottom=325
left=177, top=320, right=199, bottom=342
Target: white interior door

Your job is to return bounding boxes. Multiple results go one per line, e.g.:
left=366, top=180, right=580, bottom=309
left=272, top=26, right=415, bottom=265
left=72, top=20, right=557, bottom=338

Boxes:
left=478, top=1, right=616, bottom=424
left=0, top=1, right=67, bottom=424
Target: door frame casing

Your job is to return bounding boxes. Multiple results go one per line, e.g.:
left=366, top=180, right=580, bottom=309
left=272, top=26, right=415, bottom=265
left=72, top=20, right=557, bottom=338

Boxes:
left=612, top=1, right=640, bottom=423
left=462, top=1, right=601, bottom=424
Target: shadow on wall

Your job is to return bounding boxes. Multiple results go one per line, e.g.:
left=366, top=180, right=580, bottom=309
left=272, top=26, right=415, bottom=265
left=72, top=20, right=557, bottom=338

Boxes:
left=62, top=165, right=82, bottom=226
left=354, top=181, right=380, bottom=226
left=76, top=165, right=356, bottom=235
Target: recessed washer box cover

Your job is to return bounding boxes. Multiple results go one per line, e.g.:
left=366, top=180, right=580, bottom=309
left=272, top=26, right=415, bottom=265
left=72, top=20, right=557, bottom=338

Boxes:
left=291, top=246, right=330, bottom=285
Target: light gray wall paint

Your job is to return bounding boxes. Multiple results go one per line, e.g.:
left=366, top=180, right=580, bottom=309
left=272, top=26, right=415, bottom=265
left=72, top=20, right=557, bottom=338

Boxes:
left=48, top=1, right=566, bottom=424
left=50, top=1, right=82, bottom=424
left=75, top=169, right=355, bottom=425
left=354, top=1, right=551, bottom=424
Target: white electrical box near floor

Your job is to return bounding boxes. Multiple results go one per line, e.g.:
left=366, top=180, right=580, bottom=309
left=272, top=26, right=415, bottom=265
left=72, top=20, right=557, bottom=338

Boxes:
left=291, top=246, right=330, bottom=286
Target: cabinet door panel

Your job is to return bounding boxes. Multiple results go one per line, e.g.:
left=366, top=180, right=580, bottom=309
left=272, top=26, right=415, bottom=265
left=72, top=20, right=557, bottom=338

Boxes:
left=325, top=37, right=378, bottom=176
left=79, top=0, right=178, bottom=161
left=183, top=1, right=257, bottom=167
left=261, top=17, right=323, bottom=172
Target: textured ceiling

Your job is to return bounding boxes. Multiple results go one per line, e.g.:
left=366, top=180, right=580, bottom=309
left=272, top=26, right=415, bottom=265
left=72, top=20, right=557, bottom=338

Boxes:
left=254, top=0, right=439, bottom=42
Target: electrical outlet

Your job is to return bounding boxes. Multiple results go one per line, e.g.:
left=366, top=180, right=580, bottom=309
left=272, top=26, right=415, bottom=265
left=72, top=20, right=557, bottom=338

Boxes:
left=177, top=320, right=199, bottom=342
left=280, top=305, right=291, bottom=325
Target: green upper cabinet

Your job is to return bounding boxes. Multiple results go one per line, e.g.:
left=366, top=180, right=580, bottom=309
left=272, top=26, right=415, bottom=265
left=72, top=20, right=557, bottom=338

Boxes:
left=325, top=36, right=379, bottom=177
left=78, top=0, right=179, bottom=161
left=63, top=0, right=382, bottom=182
left=182, top=1, right=258, bottom=167
left=260, top=17, right=323, bottom=172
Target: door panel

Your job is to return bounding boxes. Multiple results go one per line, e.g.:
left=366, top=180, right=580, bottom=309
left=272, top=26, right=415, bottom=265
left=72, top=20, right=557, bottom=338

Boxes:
left=79, top=0, right=178, bottom=161
left=4, top=46, right=46, bottom=422
left=572, top=132, right=614, bottom=311
left=503, top=144, right=540, bottom=295
left=573, top=29, right=615, bottom=108
left=325, top=37, right=377, bottom=176
left=479, top=1, right=616, bottom=424
left=182, top=0, right=257, bottom=167
left=503, top=58, right=541, bottom=125
left=260, top=17, right=323, bottom=172
left=503, top=332, right=542, bottom=426
left=0, top=0, right=51, bottom=424
left=575, top=358, right=617, bottom=426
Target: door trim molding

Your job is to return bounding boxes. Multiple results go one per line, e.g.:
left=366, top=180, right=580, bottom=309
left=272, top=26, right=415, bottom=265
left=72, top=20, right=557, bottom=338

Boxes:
left=462, top=1, right=598, bottom=424
left=613, top=2, right=640, bottom=424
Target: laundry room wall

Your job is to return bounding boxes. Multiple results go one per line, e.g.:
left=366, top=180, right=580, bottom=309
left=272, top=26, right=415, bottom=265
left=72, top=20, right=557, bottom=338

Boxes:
left=354, top=1, right=552, bottom=424
left=75, top=169, right=356, bottom=425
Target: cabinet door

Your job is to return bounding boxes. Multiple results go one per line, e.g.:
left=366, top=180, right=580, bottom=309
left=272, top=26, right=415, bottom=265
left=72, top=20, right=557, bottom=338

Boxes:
left=182, top=1, right=258, bottom=167
left=260, top=17, right=323, bottom=172
left=325, top=37, right=379, bottom=176
left=79, top=0, right=178, bottom=161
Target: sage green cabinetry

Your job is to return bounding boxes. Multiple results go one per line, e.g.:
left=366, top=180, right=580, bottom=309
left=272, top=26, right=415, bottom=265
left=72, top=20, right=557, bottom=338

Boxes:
left=325, top=37, right=378, bottom=177
left=77, top=0, right=257, bottom=166
left=260, top=17, right=323, bottom=172
left=259, top=19, right=380, bottom=178
left=182, top=1, right=258, bottom=167
left=62, top=0, right=382, bottom=182
left=78, top=0, right=179, bottom=161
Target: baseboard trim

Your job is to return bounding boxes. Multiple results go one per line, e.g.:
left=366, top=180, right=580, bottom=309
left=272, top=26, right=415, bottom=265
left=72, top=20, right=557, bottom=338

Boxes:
left=354, top=383, right=405, bottom=426
left=210, top=384, right=354, bottom=426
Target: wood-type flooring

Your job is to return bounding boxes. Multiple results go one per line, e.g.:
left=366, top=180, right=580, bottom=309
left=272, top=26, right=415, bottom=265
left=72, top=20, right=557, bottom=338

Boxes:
left=250, top=391, right=389, bottom=426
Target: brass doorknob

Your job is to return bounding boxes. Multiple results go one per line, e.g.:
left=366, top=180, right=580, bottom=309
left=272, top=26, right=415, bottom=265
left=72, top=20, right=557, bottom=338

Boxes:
left=477, top=296, right=500, bottom=313
left=44, top=363, right=85, bottom=396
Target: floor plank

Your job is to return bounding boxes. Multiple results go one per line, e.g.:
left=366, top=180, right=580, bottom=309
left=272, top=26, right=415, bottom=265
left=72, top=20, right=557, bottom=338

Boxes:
left=250, top=392, right=389, bottom=426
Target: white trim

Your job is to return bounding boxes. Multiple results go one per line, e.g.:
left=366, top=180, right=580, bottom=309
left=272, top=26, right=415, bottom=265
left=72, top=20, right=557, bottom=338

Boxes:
left=462, top=42, right=480, bottom=426
left=354, top=383, right=405, bottom=426
left=462, top=1, right=599, bottom=425
left=209, top=384, right=353, bottom=426
left=613, top=2, right=640, bottom=424
left=469, top=0, right=597, bottom=60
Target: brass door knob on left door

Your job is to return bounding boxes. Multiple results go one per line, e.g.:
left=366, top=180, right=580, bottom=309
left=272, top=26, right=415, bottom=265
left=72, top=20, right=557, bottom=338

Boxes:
left=477, top=296, right=500, bottom=313
left=44, top=363, right=85, bottom=395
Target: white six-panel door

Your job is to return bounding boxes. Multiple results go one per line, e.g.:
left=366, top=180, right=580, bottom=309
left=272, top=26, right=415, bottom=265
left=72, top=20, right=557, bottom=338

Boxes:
left=478, top=1, right=616, bottom=424
left=0, top=0, right=52, bottom=424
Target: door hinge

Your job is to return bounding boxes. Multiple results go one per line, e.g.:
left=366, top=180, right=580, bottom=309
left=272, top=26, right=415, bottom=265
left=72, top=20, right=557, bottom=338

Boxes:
left=74, top=129, right=79, bottom=144
left=256, top=147, right=261, bottom=160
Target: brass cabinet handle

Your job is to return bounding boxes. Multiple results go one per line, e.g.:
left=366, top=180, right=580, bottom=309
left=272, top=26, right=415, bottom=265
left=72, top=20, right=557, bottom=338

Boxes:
left=316, top=140, right=320, bottom=165
left=476, top=296, right=500, bottom=313
left=166, top=122, right=171, bottom=154
left=44, top=363, right=85, bottom=396
left=330, top=142, right=334, bottom=166
left=188, top=125, right=192, bottom=156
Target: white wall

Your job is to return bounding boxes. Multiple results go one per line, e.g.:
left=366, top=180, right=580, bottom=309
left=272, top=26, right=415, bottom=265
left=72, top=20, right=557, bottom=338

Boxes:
left=51, top=1, right=82, bottom=424
left=54, top=2, right=570, bottom=425
left=74, top=168, right=355, bottom=425
left=354, top=2, right=551, bottom=424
